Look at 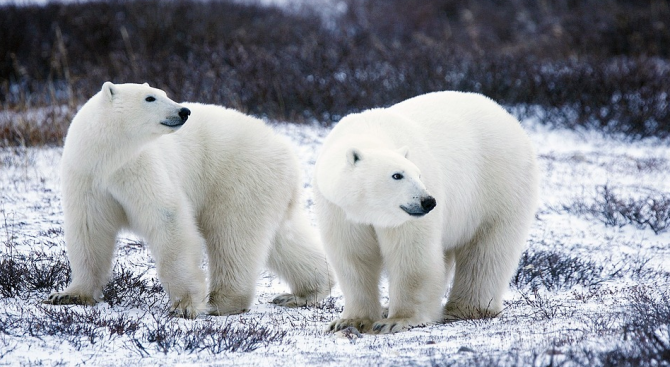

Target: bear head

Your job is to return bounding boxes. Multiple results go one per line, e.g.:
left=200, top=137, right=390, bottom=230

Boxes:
left=319, top=146, right=436, bottom=228
left=97, top=82, right=190, bottom=141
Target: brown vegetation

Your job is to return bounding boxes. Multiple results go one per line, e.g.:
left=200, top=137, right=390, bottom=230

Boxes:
left=0, top=0, right=668, bottom=143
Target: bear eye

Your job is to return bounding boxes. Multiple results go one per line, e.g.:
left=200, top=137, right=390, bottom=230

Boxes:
left=145, top=96, right=156, bottom=102
left=392, top=173, right=404, bottom=180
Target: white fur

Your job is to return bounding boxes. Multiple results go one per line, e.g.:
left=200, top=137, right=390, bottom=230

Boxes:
left=315, top=91, right=539, bottom=334
left=47, top=82, right=333, bottom=318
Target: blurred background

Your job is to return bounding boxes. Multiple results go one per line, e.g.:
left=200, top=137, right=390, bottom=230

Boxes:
left=1, top=0, right=669, bottom=145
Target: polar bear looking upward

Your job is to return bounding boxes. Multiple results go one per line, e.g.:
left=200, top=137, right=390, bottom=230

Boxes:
left=315, top=91, right=539, bottom=334
left=45, top=82, right=333, bottom=318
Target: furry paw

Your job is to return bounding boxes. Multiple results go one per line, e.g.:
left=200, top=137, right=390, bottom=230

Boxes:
left=271, top=293, right=321, bottom=307
left=207, top=304, right=249, bottom=316
left=169, top=297, right=206, bottom=319
left=170, top=305, right=200, bottom=319
left=43, top=292, right=97, bottom=306
left=443, top=303, right=500, bottom=322
left=370, top=318, right=413, bottom=334
left=207, top=292, right=251, bottom=316
left=328, top=318, right=374, bottom=333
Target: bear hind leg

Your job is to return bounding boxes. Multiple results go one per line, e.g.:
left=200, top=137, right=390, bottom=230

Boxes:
left=445, top=222, right=526, bottom=321
left=204, top=219, right=274, bottom=316
left=267, top=206, right=334, bottom=308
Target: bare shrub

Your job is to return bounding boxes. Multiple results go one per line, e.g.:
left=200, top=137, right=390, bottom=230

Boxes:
left=565, top=287, right=670, bottom=366
left=518, top=289, right=573, bottom=320
left=14, top=301, right=286, bottom=354
left=626, top=286, right=670, bottom=335
left=564, top=185, right=670, bottom=234
left=102, top=265, right=164, bottom=308
left=182, top=319, right=287, bottom=354
left=139, top=314, right=287, bottom=355
left=512, top=250, right=608, bottom=291
left=0, top=247, right=70, bottom=299
left=21, top=306, right=115, bottom=349
left=1, top=0, right=669, bottom=145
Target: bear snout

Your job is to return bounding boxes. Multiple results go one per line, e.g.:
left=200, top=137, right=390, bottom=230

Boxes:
left=420, top=196, right=437, bottom=213
left=179, top=107, right=191, bottom=123
left=400, top=196, right=436, bottom=217
left=161, top=107, right=191, bottom=128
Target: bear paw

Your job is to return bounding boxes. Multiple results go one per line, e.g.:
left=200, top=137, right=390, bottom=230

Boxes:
left=43, top=292, right=97, bottom=306
left=170, top=305, right=200, bottom=319
left=169, top=297, right=206, bottom=319
left=207, top=296, right=250, bottom=316
left=207, top=292, right=252, bottom=316
left=328, top=318, right=374, bottom=333
left=207, top=305, right=250, bottom=316
left=370, top=318, right=415, bottom=334
left=207, top=302, right=249, bottom=316
left=271, top=293, right=321, bottom=308
left=443, top=303, right=500, bottom=322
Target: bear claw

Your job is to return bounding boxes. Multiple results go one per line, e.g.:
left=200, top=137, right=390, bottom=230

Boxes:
left=271, top=293, right=320, bottom=308
left=328, top=318, right=374, bottom=333
left=370, top=318, right=413, bottom=334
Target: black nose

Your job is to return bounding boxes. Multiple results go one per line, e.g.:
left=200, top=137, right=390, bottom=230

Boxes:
left=421, top=196, right=436, bottom=213
left=178, top=107, right=191, bottom=122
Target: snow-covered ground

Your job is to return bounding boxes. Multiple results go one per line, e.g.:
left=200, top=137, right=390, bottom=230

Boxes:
left=1, top=116, right=669, bottom=366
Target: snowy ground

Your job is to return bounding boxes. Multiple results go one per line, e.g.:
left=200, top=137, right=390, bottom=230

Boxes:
left=1, top=115, right=669, bottom=366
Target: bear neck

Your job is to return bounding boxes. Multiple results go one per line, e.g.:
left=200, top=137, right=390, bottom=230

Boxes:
left=63, top=109, right=152, bottom=176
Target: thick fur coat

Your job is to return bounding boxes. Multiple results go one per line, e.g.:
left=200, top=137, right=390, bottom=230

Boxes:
left=47, top=82, right=333, bottom=317
left=314, top=91, right=539, bottom=333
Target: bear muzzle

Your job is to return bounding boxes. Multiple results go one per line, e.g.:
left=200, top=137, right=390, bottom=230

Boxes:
left=160, top=107, right=191, bottom=128
left=400, top=196, right=437, bottom=217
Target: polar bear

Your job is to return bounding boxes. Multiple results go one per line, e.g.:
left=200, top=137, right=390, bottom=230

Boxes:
left=314, top=91, right=539, bottom=334
left=45, top=82, right=333, bottom=318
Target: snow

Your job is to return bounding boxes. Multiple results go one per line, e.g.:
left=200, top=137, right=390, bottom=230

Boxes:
left=1, top=115, right=670, bottom=366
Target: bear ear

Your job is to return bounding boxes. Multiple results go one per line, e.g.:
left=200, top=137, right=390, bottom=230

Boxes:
left=102, top=82, right=116, bottom=102
left=142, top=82, right=149, bottom=87
left=346, top=148, right=362, bottom=166
left=397, top=146, right=410, bottom=158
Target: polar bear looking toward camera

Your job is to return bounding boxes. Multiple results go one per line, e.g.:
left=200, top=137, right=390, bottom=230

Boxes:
left=45, top=82, right=333, bottom=318
left=314, top=91, right=539, bottom=334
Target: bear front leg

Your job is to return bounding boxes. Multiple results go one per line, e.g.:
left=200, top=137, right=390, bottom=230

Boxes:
left=44, top=193, right=120, bottom=307
left=116, top=189, right=207, bottom=318
left=317, top=199, right=383, bottom=333
left=328, top=252, right=382, bottom=333
left=373, top=223, right=445, bottom=334
left=328, top=250, right=383, bottom=333
left=147, top=214, right=208, bottom=319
